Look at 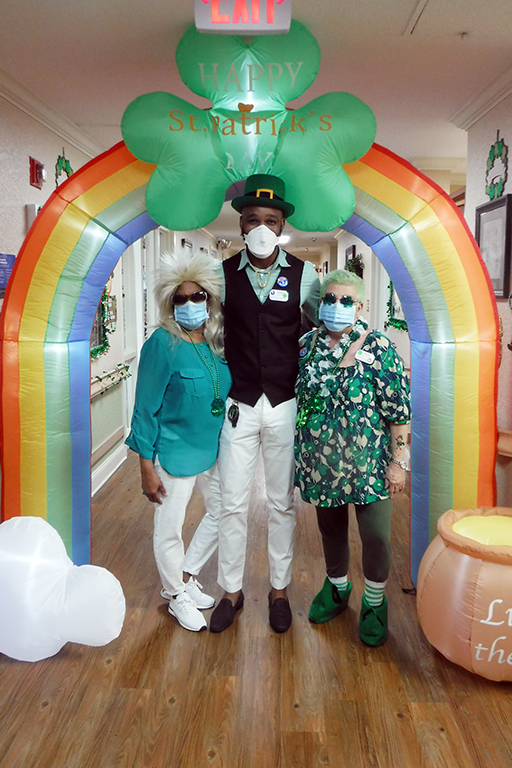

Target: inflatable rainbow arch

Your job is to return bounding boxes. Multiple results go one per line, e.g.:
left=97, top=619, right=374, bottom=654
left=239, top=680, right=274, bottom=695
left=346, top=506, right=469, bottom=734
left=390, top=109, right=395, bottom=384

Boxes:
left=0, top=141, right=499, bottom=581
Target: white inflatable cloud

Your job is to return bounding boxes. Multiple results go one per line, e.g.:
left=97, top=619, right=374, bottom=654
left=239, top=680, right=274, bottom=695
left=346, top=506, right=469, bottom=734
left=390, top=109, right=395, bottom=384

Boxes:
left=0, top=517, right=126, bottom=662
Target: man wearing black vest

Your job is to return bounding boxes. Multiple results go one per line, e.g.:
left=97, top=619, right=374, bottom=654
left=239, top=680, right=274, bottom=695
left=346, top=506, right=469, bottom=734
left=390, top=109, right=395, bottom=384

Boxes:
left=210, top=174, right=320, bottom=633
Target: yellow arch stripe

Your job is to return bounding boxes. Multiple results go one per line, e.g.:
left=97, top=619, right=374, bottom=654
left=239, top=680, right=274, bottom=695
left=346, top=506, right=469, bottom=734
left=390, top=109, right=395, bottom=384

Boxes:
left=411, top=206, right=478, bottom=342
left=351, top=155, right=483, bottom=509
left=19, top=341, right=47, bottom=515
left=453, top=343, right=481, bottom=506
left=19, top=205, right=91, bottom=342
left=70, top=161, right=153, bottom=220
left=19, top=163, right=152, bottom=343
left=348, top=160, right=428, bottom=223
left=16, top=161, right=155, bottom=517
left=351, top=161, right=479, bottom=342
left=16, top=162, right=152, bottom=517
left=17, top=206, right=89, bottom=513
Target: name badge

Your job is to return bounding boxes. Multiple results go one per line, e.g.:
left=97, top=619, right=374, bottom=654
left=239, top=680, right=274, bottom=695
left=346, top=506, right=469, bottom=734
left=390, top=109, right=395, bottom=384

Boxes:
left=355, top=349, right=375, bottom=365
left=269, top=289, right=289, bottom=302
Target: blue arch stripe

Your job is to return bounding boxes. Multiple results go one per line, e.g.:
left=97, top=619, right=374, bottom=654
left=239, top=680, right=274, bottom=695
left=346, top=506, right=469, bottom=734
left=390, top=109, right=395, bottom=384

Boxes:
left=67, top=214, right=157, bottom=562
left=343, top=214, right=431, bottom=342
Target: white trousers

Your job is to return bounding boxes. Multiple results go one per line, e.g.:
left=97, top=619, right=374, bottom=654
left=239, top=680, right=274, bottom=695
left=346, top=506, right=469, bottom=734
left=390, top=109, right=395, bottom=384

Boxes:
left=153, top=461, right=218, bottom=596
left=182, top=463, right=221, bottom=576
left=217, top=394, right=297, bottom=593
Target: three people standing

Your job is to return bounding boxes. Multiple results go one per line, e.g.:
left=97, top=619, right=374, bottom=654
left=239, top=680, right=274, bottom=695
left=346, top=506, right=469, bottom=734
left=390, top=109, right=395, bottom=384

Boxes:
left=127, top=175, right=411, bottom=646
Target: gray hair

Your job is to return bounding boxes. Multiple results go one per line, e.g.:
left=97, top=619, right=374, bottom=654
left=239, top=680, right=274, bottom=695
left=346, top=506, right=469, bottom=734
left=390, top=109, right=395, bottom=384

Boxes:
left=155, top=251, right=225, bottom=357
left=320, top=269, right=365, bottom=302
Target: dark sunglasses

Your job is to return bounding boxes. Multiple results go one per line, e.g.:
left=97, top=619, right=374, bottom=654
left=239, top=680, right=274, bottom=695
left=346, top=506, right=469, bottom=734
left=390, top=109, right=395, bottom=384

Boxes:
left=321, top=293, right=357, bottom=307
left=172, top=290, right=208, bottom=306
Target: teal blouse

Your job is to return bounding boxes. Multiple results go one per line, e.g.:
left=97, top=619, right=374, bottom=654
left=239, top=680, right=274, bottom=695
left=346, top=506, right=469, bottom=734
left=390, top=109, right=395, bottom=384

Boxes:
left=126, top=328, right=232, bottom=477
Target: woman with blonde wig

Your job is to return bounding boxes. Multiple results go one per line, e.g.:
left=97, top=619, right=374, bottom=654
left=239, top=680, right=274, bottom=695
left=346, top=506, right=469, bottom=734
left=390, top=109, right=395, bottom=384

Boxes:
left=126, top=251, right=231, bottom=632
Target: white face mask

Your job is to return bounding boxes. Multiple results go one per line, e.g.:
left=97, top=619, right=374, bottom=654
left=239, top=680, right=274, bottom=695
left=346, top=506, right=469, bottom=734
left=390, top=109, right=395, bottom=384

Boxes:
left=243, top=224, right=280, bottom=259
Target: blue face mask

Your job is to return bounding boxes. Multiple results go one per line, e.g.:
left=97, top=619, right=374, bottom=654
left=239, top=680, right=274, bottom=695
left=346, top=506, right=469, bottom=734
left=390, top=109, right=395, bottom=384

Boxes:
left=318, top=301, right=357, bottom=332
left=174, top=301, right=208, bottom=330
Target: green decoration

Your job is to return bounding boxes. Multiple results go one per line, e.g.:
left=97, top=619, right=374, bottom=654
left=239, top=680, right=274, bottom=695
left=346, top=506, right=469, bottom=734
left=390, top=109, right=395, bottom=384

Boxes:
left=385, top=280, right=408, bottom=333
left=121, top=21, right=376, bottom=232
left=90, top=290, right=113, bottom=359
left=345, top=252, right=364, bottom=278
left=485, top=130, right=508, bottom=201
left=92, top=365, right=131, bottom=398
left=55, top=148, right=74, bottom=187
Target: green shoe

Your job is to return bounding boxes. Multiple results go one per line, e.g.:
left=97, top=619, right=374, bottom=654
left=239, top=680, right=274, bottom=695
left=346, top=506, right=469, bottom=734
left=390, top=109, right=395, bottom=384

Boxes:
left=309, top=577, right=352, bottom=624
left=359, top=595, right=388, bottom=646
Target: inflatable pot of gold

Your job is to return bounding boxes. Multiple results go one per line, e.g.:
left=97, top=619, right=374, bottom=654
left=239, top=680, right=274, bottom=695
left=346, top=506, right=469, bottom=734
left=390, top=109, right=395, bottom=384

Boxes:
left=417, top=507, right=512, bottom=682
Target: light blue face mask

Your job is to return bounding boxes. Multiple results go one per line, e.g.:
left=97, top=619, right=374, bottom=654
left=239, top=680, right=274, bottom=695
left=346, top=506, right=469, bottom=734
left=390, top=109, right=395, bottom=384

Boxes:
left=318, top=301, right=357, bottom=332
left=174, top=301, right=208, bottom=330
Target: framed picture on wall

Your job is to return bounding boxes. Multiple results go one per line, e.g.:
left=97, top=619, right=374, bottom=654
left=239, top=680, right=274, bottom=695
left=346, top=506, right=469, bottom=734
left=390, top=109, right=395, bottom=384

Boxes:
left=345, top=245, right=356, bottom=264
left=475, top=195, right=512, bottom=297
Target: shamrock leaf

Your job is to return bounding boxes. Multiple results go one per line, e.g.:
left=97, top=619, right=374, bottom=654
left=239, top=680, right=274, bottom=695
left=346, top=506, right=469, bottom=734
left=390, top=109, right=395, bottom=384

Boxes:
left=176, top=21, right=320, bottom=111
left=121, top=21, right=375, bottom=231
left=273, top=92, right=376, bottom=230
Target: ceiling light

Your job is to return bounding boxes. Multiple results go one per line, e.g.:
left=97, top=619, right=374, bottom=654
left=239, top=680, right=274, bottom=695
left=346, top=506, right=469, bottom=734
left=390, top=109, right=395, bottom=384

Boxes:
left=279, top=235, right=290, bottom=244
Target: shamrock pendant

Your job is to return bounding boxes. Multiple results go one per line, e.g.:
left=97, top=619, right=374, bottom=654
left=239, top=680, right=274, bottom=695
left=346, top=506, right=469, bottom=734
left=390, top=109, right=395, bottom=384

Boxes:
left=211, top=397, right=226, bottom=417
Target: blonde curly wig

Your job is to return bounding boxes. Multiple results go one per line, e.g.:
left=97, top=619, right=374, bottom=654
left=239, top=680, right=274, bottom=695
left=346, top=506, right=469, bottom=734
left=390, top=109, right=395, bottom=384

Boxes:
left=155, top=250, right=225, bottom=357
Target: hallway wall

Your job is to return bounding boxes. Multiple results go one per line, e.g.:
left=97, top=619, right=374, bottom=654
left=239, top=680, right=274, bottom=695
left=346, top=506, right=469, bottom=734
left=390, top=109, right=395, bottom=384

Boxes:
left=465, top=94, right=512, bottom=504
left=0, top=97, right=92, bottom=256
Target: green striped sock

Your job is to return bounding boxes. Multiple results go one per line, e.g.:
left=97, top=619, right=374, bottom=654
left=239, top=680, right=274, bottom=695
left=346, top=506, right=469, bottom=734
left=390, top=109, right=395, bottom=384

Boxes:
left=329, top=575, right=349, bottom=595
left=364, top=578, right=386, bottom=606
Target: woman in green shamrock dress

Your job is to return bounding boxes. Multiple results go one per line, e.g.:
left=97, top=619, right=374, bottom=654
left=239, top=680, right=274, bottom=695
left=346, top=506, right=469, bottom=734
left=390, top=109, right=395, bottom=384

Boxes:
left=295, top=269, right=411, bottom=646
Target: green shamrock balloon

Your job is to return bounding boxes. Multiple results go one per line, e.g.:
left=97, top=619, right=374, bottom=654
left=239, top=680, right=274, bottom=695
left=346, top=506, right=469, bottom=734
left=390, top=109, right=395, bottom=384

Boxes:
left=121, top=21, right=376, bottom=231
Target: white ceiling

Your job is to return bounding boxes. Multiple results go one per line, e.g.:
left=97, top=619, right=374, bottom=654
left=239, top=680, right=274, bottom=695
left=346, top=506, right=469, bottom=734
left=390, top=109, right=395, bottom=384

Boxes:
left=1, top=0, right=512, bottom=253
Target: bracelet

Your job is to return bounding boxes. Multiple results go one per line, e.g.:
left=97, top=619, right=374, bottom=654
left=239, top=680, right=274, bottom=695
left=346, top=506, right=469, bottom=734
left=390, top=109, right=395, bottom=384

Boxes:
left=390, top=457, right=409, bottom=471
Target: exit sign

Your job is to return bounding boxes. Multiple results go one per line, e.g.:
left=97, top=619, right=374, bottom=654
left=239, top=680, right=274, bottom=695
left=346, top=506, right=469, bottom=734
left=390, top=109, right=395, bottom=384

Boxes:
left=195, top=0, right=292, bottom=34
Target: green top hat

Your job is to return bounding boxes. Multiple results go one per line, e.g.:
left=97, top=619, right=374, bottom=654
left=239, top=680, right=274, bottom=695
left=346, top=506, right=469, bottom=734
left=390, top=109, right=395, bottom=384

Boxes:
left=231, top=174, right=295, bottom=218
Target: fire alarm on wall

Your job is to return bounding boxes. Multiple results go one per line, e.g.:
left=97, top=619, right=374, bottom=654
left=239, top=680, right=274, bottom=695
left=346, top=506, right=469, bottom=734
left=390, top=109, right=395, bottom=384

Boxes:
left=29, top=157, right=47, bottom=190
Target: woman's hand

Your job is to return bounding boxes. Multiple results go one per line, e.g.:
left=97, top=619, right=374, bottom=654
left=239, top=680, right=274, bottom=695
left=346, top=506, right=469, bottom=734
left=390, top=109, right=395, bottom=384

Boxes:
left=385, top=462, right=406, bottom=497
left=140, top=457, right=167, bottom=504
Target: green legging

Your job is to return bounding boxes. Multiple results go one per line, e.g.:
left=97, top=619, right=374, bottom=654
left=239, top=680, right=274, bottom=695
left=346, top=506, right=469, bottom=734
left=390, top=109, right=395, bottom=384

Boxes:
left=315, top=499, right=392, bottom=583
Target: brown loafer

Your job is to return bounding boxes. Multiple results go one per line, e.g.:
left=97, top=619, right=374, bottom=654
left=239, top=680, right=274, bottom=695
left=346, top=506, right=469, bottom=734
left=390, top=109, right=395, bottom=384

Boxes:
left=209, top=592, right=244, bottom=633
left=268, top=592, right=292, bottom=633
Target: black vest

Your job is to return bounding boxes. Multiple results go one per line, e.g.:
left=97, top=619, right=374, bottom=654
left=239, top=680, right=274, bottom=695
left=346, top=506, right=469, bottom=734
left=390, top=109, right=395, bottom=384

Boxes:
left=223, top=252, right=304, bottom=407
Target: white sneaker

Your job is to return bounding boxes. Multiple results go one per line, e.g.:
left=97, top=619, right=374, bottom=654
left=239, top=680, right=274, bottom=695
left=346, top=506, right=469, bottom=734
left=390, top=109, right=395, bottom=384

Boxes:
left=160, top=577, right=215, bottom=610
left=168, top=592, right=207, bottom=632
left=184, top=577, right=216, bottom=609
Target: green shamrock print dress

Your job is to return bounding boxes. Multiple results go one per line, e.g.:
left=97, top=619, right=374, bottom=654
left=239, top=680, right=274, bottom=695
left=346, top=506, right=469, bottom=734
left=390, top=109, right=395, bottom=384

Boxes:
left=294, top=328, right=411, bottom=507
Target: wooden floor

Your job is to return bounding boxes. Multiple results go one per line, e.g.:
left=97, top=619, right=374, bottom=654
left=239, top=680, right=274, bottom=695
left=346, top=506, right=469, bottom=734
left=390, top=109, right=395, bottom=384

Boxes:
left=1, top=452, right=512, bottom=768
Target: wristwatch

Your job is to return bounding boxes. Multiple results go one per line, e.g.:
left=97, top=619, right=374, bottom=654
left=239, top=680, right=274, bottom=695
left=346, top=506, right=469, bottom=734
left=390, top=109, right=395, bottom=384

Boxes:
left=390, top=457, right=409, bottom=471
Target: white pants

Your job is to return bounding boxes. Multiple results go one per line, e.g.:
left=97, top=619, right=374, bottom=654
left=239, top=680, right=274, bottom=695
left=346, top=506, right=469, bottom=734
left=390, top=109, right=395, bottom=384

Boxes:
left=153, top=461, right=218, bottom=596
left=182, top=463, right=221, bottom=576
left=217, top=394, right=297, bottom=593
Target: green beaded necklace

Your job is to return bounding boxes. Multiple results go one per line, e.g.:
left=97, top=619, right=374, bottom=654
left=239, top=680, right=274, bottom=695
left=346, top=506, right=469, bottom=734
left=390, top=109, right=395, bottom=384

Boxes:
left=183, top=330, right=225, bottom=417
left=296, top=318, right=368, bottom=428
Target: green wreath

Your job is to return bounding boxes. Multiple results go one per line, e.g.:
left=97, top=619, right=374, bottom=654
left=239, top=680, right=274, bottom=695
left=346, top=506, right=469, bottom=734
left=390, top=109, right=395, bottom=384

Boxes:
left=90, top=290, right=112, bottom=359
left=385, top=280, right=408, bottom=332
left=485, top=134, right=508, bottom=201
